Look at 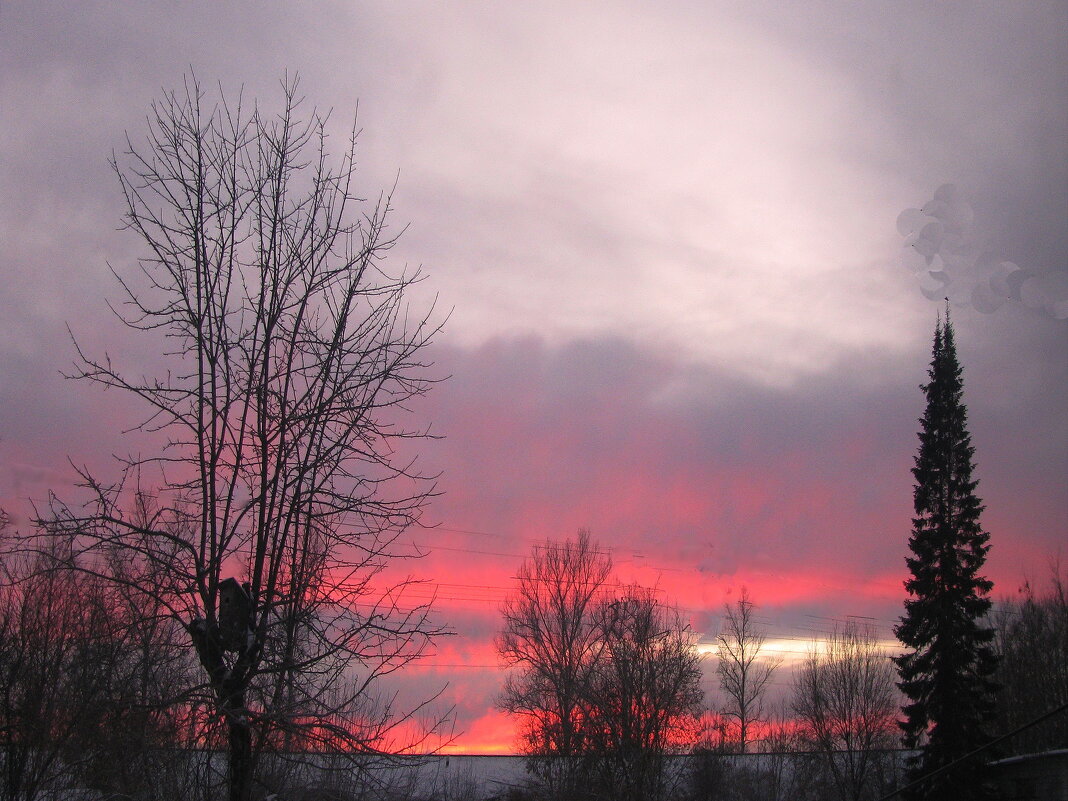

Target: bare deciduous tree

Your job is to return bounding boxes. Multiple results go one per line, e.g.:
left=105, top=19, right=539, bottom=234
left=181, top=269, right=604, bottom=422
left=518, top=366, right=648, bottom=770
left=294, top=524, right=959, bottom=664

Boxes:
left=0, top=546, right=100, bottom=801
left=73, top=544, right=205, bottom=801
left=497, top=530, right=612, bottom=799
left=792, top=622, right=898, bottom=801
left=993, top=563, right=1068, bottom=755
left=715, top=587, right=779, bottom=752
left=498, top=535, right=702, bottom=801
left=38, top=73, right=446, bottom=801
left=0, top=530, right=197, bottom=801
left=586, top=588, right=703, bottom=801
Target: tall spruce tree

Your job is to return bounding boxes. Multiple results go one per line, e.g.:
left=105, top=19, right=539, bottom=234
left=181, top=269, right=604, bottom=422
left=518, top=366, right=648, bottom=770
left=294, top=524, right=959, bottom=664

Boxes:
left=894, top=310, right=998, bottom=799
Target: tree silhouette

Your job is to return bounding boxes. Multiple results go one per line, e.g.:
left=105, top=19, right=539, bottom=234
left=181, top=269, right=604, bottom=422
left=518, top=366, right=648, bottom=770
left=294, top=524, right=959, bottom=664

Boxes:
left=715, top=587, right=779, bottom=753
left=585, top=588, right=703, bottom=801
left=793, top=622, right=898, bottom=801
left=497, top=530, right=611, bottom=799
left=894, top=310, right=998, bottom=799
left=498, top=533, right=702, bottom=801
left=39, top=74, right=445, bottom=801
left=993, top=564, right=1068, bottom=756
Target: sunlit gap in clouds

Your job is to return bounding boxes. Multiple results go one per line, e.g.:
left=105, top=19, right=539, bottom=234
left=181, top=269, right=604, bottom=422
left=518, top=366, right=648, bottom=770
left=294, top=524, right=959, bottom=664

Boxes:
left=695, top=635, right=904, bottom=667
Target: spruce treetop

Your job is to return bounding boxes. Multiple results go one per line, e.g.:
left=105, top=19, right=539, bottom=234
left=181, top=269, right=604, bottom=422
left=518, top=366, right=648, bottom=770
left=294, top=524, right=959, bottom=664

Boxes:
left=894, top=309, right=998, bottom=800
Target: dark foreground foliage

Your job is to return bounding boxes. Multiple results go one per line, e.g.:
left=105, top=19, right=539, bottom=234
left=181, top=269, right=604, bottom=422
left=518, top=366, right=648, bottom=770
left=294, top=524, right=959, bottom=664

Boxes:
left=894, top=311, right=998, bottom=800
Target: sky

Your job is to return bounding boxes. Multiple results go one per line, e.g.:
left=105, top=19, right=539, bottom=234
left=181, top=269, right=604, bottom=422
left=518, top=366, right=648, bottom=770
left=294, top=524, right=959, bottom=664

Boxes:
left=1, top=1, right=1066, bottom=753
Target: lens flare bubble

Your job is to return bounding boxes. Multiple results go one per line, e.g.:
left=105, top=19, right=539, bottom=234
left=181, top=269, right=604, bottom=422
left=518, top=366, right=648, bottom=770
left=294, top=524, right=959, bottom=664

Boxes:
left=990, top=262, right=1019, bottom=298
left=944, top=200, right=974, bottom=232
left=913, top=239, right=940, bottom=260
left=933, top=183, right=958, bottom=203
left=897, top=208, right=928, bottom=236
left=1020, top=276, right=1046, bottom=309
left=920, top=285, right=944, bottom=302
left=1006, top=269, right=1032, bottom=301
left=921, top=199, right=949, bottom=220
left=898, top=187, right=1064, bottom=319
left=1020, top=270, right=1068, bottom=311
left=902, top=244, right=929, bottom=272
left=944, top=278, right=974, bottom=305
left=973, top=252, right=1000, bottom=282
left=1042, top=269, right=1068, bottom=301
left=919, top=220, right=944, bottom=241
left=940, top=230, right=966, bottom=254
left=940, top=250, right=974, bottom=272
left=913, top=221, right=944, bottom=259
left=971, top=283, right=1005, bottom=314
left=917, top=270, right=949, bottom=293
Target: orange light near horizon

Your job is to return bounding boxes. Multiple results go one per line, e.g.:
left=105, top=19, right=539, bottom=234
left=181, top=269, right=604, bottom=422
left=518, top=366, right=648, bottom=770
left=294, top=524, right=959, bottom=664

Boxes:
left=441, top=710, right=517, bottom=755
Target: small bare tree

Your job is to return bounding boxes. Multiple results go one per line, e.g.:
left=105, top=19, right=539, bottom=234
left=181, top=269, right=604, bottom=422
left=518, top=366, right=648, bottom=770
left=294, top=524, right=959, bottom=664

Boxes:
left=498, top=536, right=702, bottom=801
left=497, top=530, right=612, bottom=799
left=39, top=73, right=446, bottom=801
left=0, top=546, right=100, bottom=801
left=993, top=563, right=1068, bottom=755
left=792, top=622, right=898, bottom=801
left=0, top=530, right=196, bottom=801
left=715, top=588, right=779, bottom=752
left=585, top=588, right=704, bottom=801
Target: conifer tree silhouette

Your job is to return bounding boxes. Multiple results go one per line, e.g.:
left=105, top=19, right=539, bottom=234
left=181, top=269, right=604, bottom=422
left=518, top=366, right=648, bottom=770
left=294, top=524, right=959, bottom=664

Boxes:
left=895, top=308, right=998, bottom=800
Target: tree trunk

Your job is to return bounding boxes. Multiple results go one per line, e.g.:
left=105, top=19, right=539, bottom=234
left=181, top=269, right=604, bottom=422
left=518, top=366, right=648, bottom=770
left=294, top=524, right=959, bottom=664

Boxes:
left=192, top=620, right=254, bottom=800
left=225, top=674, right=253, bottom=801
left=228, top=712, right=253, bottom=801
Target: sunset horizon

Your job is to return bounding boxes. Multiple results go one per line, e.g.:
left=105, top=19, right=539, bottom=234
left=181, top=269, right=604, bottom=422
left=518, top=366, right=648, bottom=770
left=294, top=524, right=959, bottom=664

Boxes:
left=2, top=0, right=1065, bottom=781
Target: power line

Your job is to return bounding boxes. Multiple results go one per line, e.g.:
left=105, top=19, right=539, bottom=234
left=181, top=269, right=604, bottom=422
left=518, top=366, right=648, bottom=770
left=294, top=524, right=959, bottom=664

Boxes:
left=415, top=523, right=508, bottom=540
left=406, top=527, right=906, bottom=602
left=877, top=702, right=1068, bottom=800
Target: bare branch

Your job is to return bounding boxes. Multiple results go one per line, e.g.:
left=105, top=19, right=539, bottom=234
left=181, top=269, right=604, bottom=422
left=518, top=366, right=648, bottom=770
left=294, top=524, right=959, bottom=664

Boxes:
left=715, top=587, right=780, bottom=753
left=32, top=72, right=447, bottom=801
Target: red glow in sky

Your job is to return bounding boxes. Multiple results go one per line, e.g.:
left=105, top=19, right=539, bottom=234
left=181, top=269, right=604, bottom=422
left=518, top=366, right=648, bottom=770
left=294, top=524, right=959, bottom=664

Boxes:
left=2, top=0, right=1066, bottom=756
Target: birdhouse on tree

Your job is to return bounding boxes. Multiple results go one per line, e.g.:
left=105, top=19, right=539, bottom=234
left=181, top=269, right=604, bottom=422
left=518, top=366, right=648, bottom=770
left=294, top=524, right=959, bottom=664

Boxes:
left=218, top=577, right=252, bottom=651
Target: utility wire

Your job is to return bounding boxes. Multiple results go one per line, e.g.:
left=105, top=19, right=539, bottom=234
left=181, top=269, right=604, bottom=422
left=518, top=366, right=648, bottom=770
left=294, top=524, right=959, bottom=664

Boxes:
left=877, top=701, right=1068, bottom=801
left=407, top=527, right=903, bottom=594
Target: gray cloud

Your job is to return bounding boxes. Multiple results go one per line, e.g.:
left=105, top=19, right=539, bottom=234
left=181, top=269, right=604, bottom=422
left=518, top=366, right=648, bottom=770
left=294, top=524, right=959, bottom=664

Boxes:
left=420, top=331, right=1065, bottom=589
left=2, top=0, right=1062, bottom=571
left=5, top=2, right=1065, bottom=387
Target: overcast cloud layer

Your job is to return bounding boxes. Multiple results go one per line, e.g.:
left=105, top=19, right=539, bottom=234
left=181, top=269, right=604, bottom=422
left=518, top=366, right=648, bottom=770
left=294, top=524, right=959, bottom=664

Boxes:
left=2, top=1, right=1065, bottom=752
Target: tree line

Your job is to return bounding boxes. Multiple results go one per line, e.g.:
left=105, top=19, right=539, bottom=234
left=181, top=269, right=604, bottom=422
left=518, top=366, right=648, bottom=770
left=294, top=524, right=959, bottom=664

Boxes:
left=4, top=510, right=1062, bottom=801
left=493, top=528, right=1066, bottom=801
